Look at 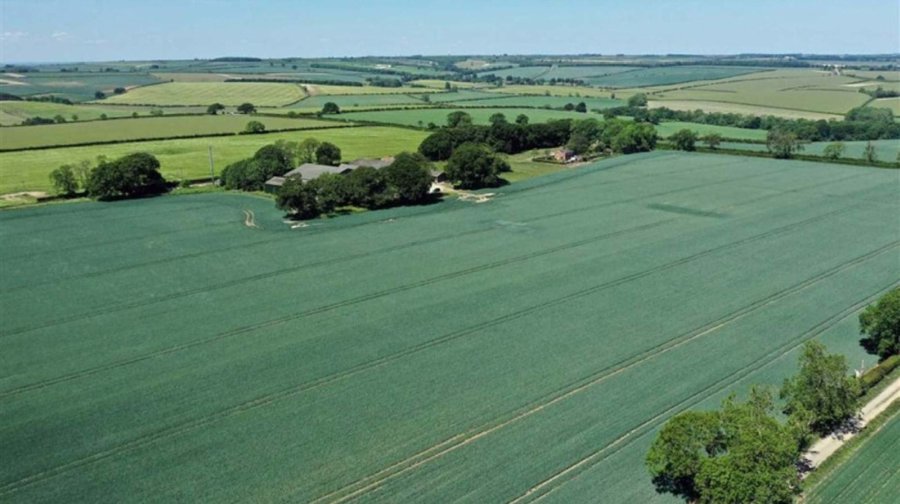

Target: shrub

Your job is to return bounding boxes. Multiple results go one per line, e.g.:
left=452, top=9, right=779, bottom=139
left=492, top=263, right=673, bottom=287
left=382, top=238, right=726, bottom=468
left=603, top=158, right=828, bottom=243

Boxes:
left=49, top=164, right=79, bottom=195
left=244, top=120, right=266, bottom=134
left=321, top=102, right=340, bottom=114
left=670, top=129, right=698, bottom=151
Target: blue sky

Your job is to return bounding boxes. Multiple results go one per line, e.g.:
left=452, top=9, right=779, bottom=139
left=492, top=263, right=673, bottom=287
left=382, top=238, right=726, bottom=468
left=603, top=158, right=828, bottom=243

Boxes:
left=1, top=0, right=898, bottom=62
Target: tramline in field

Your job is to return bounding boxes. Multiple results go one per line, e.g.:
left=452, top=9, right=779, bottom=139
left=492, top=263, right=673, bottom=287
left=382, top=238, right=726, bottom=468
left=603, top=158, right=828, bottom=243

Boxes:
left=1, top=152, right=897, bottom=502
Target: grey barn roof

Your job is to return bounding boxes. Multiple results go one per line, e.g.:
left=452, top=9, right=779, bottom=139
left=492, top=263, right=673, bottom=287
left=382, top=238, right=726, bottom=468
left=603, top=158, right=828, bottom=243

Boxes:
left=286, top=163, right=355, bottom=180
left=349, top=157, right=393, bottom=169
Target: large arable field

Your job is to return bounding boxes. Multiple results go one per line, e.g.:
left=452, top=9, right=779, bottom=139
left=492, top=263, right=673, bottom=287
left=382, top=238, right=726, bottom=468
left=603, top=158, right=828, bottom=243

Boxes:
left=100, top=82, right=307, bottom=106
left=0, top=126, right=428, bottom=193
left=339, top=107, right=597, bottom=127
left=805, top=404, right=900, bottom=504
left=0, top=101, right=207, bottom=126
left=0, top=115, right=346, bottom=150
left=1, top=152, right=897, bottom=502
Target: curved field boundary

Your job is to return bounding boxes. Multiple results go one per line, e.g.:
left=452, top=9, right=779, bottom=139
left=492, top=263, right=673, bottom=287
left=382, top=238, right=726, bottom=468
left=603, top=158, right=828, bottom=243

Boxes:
left=0, top=207, right=885, bottom=497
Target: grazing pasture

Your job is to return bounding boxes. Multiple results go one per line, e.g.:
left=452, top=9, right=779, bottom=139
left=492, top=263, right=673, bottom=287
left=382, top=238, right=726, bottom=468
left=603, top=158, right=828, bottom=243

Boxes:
left=99, top=82, right=306, bottom=106
left=301, top=84, right=440, bottom=96
left=1, top=153, right=897, bottom=503
left=0, top=115, right=345, bottom=150
left=478, top=65, right=637, bottom=82
left=648, top=100, right=844, bottom=120
left=805, top=406, right=900, bottom=504
left=446, top=94, right=623, bottom=110
left=585, top=66, right=766, bottom=88
left=281, top=93, right=427, bottom=111
left=0, top=126, right=427, bottom=193
left=654, top=121, right=768, bottom=141
left=339, top=107, right=594, bottom=127
left=0, top=101, right=205, bottom=126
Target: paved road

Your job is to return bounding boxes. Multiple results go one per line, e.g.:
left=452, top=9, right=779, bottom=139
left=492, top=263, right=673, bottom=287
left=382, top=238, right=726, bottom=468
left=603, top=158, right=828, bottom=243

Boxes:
left=805, top=375, right=900, bottom=469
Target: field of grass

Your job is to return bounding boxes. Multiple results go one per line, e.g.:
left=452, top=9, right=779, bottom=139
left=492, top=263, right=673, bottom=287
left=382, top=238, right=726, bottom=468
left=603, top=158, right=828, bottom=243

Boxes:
left=718, top=139, right=900, bottom=161
left=478, top=65, right=638, bottom=82
left=0, top=72, right=165, bottom=102
left=655, top=121, right=768, bottom=141
left=280, top=93, right=427, bottom=111
left=805, top=404, right=900, bottom=504
left=870, top=97, right=900, bottom=115
left=490, top=84, right=624, bottom=98
left=0, top=126, right=428, bottom=193
left=1, top=152, right=897, bottom=502
left=302, top=84, right=439, bottom=96
left=426, top=89, right=504, bottom=102
left=100, top=82, right=306, bottom=106
left=341, top=107, right=597, bottom=127
left=0, top=101, right=207, bottom=126
left=0, top=115, right=345, bottom=150
left=411, top=79, right=492, bottom=89
left=446, top=94, right=623, bottom=110
left=655, top=70, right=872, bottom=115
left=582, top=66, right=766, bottom=88
left=648, top=99, right=844, bottom=120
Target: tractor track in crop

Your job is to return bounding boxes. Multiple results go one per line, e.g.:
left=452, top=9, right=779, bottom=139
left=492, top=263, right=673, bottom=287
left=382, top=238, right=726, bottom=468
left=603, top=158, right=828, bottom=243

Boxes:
left=0, top=209, right=890, bottom=497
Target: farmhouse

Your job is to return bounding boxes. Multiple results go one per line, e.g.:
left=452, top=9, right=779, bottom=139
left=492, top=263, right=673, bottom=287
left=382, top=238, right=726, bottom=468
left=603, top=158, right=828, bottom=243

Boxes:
left=552, top=148, right=579, bottom=163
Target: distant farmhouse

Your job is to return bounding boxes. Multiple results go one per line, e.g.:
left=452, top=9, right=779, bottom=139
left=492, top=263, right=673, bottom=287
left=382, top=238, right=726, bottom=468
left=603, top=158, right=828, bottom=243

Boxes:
left=265, top=157, right=396, bottom=192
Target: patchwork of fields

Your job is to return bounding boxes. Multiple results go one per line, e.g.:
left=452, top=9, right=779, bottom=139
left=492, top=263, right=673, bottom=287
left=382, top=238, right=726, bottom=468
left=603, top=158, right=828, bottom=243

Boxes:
left=0, top=126, right=428, bottom=193
left=0, top=115, right=346, bottom=150
left=1, top=153, right=897, bottom=502
left=339, top=107, right=594, bottom=127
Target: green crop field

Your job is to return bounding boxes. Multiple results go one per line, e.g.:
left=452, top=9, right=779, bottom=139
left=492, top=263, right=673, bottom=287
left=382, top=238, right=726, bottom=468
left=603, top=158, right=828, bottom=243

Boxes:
left=718, top=139, right=900, bottom=161
left=425, top=89, right=504, bottom=102
left=303, top=84, right=440, bottom=96
left=1, top=152, right=898, bottom=503
left=100, top=82, right=307, bottom=106
left=340, top=107, right=595, bottom=127
left=446, top=94, right=623, bottom=110
left=0, top=101, right=206, bottom=126
left=281, top=93, right=428, bottom=111
left=806, top=405, right=900, bottom=504
left=655, top=121, right=768, bottom=140
left=870, top=97, right=900, bottom=115
left=0, top=72, right=165, bottom=102
left=0, top=115, right=345, bottom=150
left=654, top=70, right=872, bottom=115
left=0, top=126, right=428, bottom=193
left=648, top=99, right=844, bottom=120
left=585, top=66, right=766, bottom=88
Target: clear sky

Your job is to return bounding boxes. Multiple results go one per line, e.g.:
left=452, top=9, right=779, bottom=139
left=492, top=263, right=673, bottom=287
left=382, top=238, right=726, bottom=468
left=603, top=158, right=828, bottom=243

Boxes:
left=1, top=0, right=898, bottom=63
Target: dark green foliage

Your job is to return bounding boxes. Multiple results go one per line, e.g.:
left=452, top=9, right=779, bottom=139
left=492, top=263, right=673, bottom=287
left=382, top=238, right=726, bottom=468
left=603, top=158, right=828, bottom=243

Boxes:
left=275, top=175, right=320, bottom=218
left=244, top=120, right=266, bottom=134
left=575, top=102, right=587, bottom=113
left=297, top=138, right=320, bottom=164
left=627, top=93, right=648, bottom=107
left=780, top=341, right=861, bottom=436
left=859, top=287, right=900, bottom=360
left=863, top=141, right=878, bottom=163
left=321, top=102, right=341, bottom=114
left=671, top=129, right=698, bottom=151
left=444, top=143, right=509, bottom=189
left=207, top=103, right=225, bottom=115
left=113, top=87, right=126, bottom=94
left=85, top=152, right=167, bottom=200
left=49, top=164, right=79, bottom=195
left=220, top=143, right=294, bottom=191
left=515, top=114, right=529, bottom=125
left=315, top=141, right=342, bottom=166
left=647, top=388, right=802, bottom=504
left=382, top=152, right=433, bottom=204
left=612, top=122, right=658, bottom=154
left=22, top=116, right=56, bottom=125
left=237, top=102, right=256, bottom=114
left=446, top=111, right=472, bottom=128
left=305, top=173, right=345, bottom=214
left=419, top=129, right=456, bottom=161
left=489, top=113, right=507, bottom=126
left=767, top=129, right=804, bottom=158
left=94, top=91, right=106, bottom=99
left=859, top=354, right=900, bottom=391
left=342, top=166, right=390, bottom=208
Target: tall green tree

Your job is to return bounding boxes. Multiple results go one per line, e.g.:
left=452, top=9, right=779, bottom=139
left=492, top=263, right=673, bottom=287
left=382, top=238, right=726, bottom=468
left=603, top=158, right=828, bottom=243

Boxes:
left=489, top=112, right=507, bottom=126
left=767, top=129, right=804, bottom=159
left=859, top=287, right=900, bottom=360
left=780, top=341, right=861, bottom=436
left=237, top=102, right=256, bottom=114
left=207, top=103, right=225, bottom=115
left=49, top=164, right=79, bottom=195
left=321, top=102, right=341, bottom=114
left=670, top=129, right=698, bottom=151
left=382, top=152, right=433, bottom=204
left=444, top=143, right=509, bottom=189
left=822, top=142, right=845, bottom=160
left=297, top=138, right=321, bottom=164
left=647, top=388, right=802, bottom=504
left=446, top=110, right=473, bottom=128
left=628, top=93, right=648, bottom=107
left=315, top=142, right=342, bottom=166
left=863, top=141, right=878, bottom=163
left=85, top=153, right=167, bottom=200
left=276, top=175, right=320, bottom=219
left=702, top=133, right=722, bottom=149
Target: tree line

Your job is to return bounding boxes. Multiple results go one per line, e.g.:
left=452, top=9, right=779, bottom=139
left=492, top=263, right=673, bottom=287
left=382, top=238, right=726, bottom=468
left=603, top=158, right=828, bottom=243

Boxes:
left=647, top=287, right=900, bottom=503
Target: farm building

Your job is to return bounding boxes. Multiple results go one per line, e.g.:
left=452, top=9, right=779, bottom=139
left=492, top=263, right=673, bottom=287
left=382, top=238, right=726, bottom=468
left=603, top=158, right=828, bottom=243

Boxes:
left=347, top=157, right=395, bottom=169
left=552, top=148, right=579, bottom=163
left=264, top=163, right=355, bottom=192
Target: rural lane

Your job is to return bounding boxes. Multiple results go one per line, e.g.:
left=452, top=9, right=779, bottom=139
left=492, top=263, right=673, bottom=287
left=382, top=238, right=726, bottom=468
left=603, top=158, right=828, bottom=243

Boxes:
left=805, top=375, right=900, bottom=469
